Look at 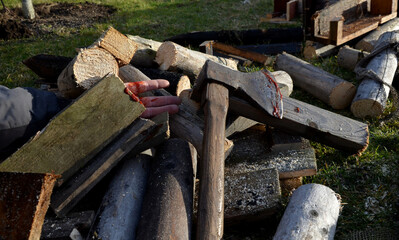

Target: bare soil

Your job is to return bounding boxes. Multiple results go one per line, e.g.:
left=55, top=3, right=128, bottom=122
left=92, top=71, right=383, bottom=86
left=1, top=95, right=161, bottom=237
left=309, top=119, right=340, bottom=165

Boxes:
left=0, top=2, right=116, bottom=40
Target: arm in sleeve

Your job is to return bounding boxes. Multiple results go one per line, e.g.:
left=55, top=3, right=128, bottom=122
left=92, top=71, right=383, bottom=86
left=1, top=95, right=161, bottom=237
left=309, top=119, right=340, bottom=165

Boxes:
left=0, top=86, right=68, bottom=159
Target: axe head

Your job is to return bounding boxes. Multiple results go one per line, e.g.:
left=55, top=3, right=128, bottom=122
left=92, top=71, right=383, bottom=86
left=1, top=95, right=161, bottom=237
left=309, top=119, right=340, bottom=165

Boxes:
left=192, top=60, right=283, bottom=119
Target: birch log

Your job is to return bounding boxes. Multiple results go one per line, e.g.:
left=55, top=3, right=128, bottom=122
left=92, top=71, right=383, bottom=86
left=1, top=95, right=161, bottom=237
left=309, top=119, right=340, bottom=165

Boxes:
left=155, top=41, right=238, bottom=80
left=57, top=48, right=119, bottom=99
left=126, top=35, right=163, bottom=68
left=351, top=31, right=399, bottom=118
left=275, top=52, right=356, bottom=109
left=136, top=139, right=195, bottom=240
left=273, top=184, right=341, bottom=240
left=355, top=18, right=399, bottom=52
left=94, top=154, right=152, bottom=240
left=337, top=45, right=369, bottom=71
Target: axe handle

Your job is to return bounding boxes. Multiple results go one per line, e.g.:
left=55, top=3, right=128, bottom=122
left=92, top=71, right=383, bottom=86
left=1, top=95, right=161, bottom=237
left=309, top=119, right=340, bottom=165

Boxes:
left=197, top=82, right=229, bottom=240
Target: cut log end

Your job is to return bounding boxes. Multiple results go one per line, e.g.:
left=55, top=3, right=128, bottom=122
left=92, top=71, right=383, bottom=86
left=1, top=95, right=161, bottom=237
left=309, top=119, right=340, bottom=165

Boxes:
left=155, top=42, right=178, bottom=71
left=351, top=99, right=384, bottom=118
left=329, top=82, right=357, bottom=109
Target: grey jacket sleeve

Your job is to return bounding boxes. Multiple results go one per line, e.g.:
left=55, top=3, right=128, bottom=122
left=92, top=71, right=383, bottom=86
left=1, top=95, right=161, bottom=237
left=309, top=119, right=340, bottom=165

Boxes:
left=0, top=86, right=67, bottom=160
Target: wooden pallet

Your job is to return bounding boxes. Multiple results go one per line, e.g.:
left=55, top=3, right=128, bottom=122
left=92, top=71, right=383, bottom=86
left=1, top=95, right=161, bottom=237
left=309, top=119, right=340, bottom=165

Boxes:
left=311, top=0, right=397, bottom=45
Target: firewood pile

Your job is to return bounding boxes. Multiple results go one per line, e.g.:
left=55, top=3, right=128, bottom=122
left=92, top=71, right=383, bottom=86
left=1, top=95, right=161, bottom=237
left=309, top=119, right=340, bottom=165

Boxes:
left=1, top=0, right=399, bottom=238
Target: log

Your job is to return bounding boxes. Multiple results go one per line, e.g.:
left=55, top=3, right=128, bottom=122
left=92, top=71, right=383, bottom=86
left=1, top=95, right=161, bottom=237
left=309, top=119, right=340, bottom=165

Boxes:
left=89, top=26, right=138, bottom=66
left=93, top=154, right=152, bottom=240
left=136, top=139, right=195, bottom=240
left=50, top=115, right=161, bottom=217
left=275, top=52, right=356, bottom=109
left=0, top=172, right=59, bottom=240
left=155, top=41, right=238, bottom=80
left=57, top=48, right=119, bottom=98
left=136, top=67, right=192, bottom=95
left=22, top=54, right=73, bottom=81
left=126, top=35, right=162, bottom=68
left=118, top=65, right=234, bottom=156
left=229, top=96, right=369, bottom=154
left=337, top=45, right=369, bottom=71
left=303, top=41, right=339, bottom=60
left=351, top=31, right=399, bottom=118
left=273, top=184, right=341, bottom=240
left=355, top=18, right=399, bottom=52
left=0, top=75, right=145, bottom=184
left=164, top=28, right=304, bottom=46
left=41, top=211, right=94, bottom=240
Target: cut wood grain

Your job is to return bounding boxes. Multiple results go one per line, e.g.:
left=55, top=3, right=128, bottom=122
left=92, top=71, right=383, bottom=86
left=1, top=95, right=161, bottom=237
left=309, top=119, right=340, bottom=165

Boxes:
left=0, top=75, right=145, bottom=184
left=136, top=139, right=195, bottom=240
left=356, top=18, right=399, bottom=52
left=273, top=184, right=341, bottom=240
left=351, top=31, right=399, bottom=118
left=337, top=45, right=369, bottom=71
left=229, top=96, right=369, bottom=154
left=275, top=52, right=356, bottom=109
left=93, top=154, right=152, bottom=240
left=0, top=172, right=59, bottom=240
left=57, top=48, right=119, bottom=98
left=155, top=41, right=238, bottom=80
left=126, top=35, right=162, bottom=68
left=89, top=26, right=138, bottom=66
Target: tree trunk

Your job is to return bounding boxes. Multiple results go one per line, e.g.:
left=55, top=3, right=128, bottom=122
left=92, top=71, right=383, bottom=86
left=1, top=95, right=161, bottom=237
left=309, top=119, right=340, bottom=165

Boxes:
left=273, top=184, right=341, bottom=240
left=22, top=0, right=35, bottom=19
left=351, top=31, right=399, bottom=118
left=275, top=52, right=356, bottom=109
left=136, top=139, right=195, bottom=240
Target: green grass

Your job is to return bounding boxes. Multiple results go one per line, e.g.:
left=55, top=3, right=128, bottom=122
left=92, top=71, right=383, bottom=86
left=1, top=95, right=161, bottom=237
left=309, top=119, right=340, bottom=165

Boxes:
left=1, top=0, right=399, bottom=239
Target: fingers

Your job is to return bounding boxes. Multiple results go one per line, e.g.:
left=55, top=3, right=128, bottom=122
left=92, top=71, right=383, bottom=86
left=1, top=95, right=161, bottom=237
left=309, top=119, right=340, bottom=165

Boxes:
left=140, top=105, right=180, bottom=118
left=124, top=80, right=170, bottom=95
left=141, top=96, right=182, bottom=108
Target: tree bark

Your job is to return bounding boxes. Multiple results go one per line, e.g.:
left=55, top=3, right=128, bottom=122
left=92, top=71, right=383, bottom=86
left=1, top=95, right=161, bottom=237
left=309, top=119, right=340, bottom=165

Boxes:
left=351, top=31, right=399, bottom=118
left=155, top=41, right=238, bottom=80
left=136, top=139, right=195, bottom=240
left=22, top=0, right=35, bottom=19
left=273, top=184, right=341, bottom=240
left=275, top=52, right=356, bottom=109
left=337, top=45, right=369, bottom=71
left=126, top=35, right=162, bottom=68
left=94, top=154, right=153, bottom=240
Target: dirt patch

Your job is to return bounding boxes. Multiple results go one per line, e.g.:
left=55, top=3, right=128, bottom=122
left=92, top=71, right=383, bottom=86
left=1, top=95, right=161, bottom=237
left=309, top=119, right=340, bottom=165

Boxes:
left=0, top=2, right=116, bottom=40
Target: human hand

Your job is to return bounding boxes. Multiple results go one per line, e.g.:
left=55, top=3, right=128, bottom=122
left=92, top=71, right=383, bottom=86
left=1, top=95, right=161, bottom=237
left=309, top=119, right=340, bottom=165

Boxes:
left=124, top=80, right=182, bottom=118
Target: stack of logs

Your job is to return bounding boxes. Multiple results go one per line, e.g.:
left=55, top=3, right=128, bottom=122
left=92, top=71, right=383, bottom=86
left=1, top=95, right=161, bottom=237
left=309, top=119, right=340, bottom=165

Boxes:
left=0, top=25, right=378, bottom=239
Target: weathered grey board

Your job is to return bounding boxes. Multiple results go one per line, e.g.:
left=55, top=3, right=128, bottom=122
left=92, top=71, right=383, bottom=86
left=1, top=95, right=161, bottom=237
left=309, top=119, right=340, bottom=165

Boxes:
left=226, top=131, right=317, bottom=179
left=229, top=96, right=369, bottom=154
left=224, top=168, right=281, bottom=225
left=0, top=75, right=145, bottom=184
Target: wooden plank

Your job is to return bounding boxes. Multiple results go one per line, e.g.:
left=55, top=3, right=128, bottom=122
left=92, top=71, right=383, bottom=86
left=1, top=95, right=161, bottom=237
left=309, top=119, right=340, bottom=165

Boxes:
left=0, top=172, right=59, bottom=240
left=286, top=0, right=298, bottom=21
left=50, top=116, right=160, bottom=217
left=224, top=168, right=281, bottom=224
left=211, top=41, right=271, bottom=65
left=0, top=75, right=145, bottom=184
left=329, top=17, right=343, bottom=44
left=226, top=130, right=317, bottom=179
left=229, top=96, right=369, bottom=154
left=371, top=0, right=393, bottom=15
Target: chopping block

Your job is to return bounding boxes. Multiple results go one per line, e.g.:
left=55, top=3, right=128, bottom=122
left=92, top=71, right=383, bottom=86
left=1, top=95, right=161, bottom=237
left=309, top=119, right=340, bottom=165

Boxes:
left=191, top=60, right=283, bottom=240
